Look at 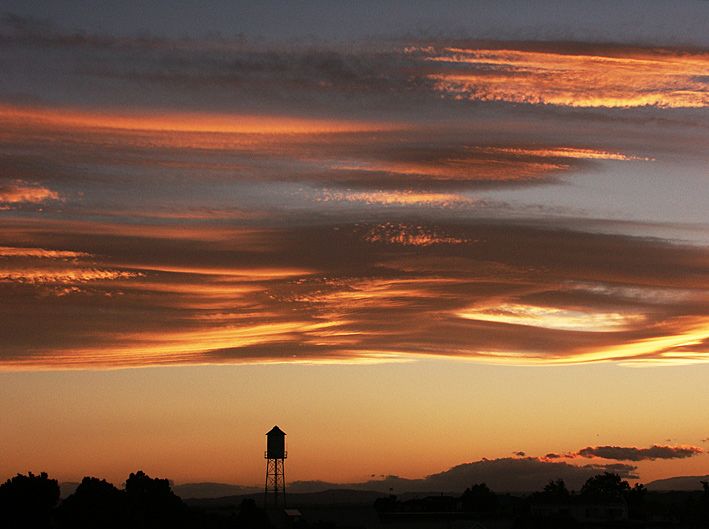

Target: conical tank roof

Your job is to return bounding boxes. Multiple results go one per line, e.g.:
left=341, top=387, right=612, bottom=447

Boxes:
left=266, top=425, right=286, bottom=436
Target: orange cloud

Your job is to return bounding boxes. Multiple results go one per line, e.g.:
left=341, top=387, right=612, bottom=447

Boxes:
left=319, top=190, right=475, bottom=207
left=0, top=247, right=88, bottom=258
left=0, top=244, right=141, bottom=296
left=0, top=268, right=140, bottom=284
left=355, top=223, right=471, bottom=246
left=330, top=159, right=568, bottom=184
left=475, top=146, right=653, bottom=162
left=0, top=184, right=59, bottom=204
left=413, top=45, right=709, bottom=108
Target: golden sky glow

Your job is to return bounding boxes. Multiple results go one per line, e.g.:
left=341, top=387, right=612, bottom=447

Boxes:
left=1, top=5, right=709, bottom=492
left=0, top=105, right=397, bottom=134
left=456, top=303, right=646, bottom=332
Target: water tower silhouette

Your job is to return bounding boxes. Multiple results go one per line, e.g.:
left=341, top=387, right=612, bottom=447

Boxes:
left=264, top=426, right=287, bottom=508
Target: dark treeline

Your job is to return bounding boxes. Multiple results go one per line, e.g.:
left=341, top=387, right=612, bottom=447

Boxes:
left=374, top=472, right=709, bottom=528
left=3, top=470, right=709, bottom=528
left=0, top=470, right=274, bottom=529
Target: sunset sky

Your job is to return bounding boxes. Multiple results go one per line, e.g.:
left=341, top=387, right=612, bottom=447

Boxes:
left=1, top=1, right=708, bottom=493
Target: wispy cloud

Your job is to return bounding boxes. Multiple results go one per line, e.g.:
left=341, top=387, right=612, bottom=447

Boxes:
left=0, top=183, right=59, bottom=205
left=414, top=43, right=709, bottom=108
left=457, top=304, right=646, bottom=332
left=0, top=105, right=397, bottom=135
left=0, top=244, right=140, bottom=295
left=0, top=246, right=87, bottom=258
left=318, top=191, right=477, bottom=208
left=0, top=105, right=659, bottom=195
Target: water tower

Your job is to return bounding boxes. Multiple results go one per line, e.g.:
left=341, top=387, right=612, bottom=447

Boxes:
left=264, top=426, right=287, bottom=508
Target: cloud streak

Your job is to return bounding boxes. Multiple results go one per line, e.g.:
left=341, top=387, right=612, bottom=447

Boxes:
left=573, top=445, right=704, bottom=461
left=548, top=445, right=705, bottom=462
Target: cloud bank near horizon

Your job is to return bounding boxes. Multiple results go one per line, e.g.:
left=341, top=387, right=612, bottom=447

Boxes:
left=288, top=444, right=704, bottom=494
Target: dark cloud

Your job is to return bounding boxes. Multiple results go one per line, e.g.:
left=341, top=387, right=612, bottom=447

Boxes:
left=0, top=14, right=415, bottom=116
left=3, top=13, right=709, bottom=121
left=288, top=457, right=638, bottom=494
left=423, top=458, right=638, bottom=492
left=574, top=445, right=704, bottom=462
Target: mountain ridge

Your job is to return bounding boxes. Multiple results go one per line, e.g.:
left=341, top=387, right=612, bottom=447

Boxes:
left=59, top=473, right=709, bottom=501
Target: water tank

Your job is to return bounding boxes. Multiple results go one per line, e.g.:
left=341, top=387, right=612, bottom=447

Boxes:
left=266, top=426, right=286, bottom=459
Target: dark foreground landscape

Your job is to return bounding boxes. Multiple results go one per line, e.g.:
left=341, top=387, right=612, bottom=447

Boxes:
left=3, top=470, right=709, bottom=529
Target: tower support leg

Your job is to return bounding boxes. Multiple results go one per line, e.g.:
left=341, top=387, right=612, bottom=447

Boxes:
left=265, top=457, right=286, bottom=508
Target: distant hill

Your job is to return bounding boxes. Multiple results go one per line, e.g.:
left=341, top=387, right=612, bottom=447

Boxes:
left=185, top=488, right=389, bottom=508
left=60, top=482, right=80, bottom=498
left=173, top=482, right=259, bottom=499
left=646, top=475, right=709, bottom=491
left=65, top=474, right=709, bottom=502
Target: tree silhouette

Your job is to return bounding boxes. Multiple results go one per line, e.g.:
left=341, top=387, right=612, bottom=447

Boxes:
left=701, top=480, right=709, bottom=517
left=0, top=471, right=60, bottom=528
left=461, top=483, right=498, bottom=513
left=626, top=482, right=646, bottom=503
left=580, top=472, right=630, bottom=498
left=58, top=476, right=126, bottom=529
left=531, top=479, right=571, bottom=503
left=547, top=479, right=570, bottom=496
left=125, top=470, right=194, bottom=528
